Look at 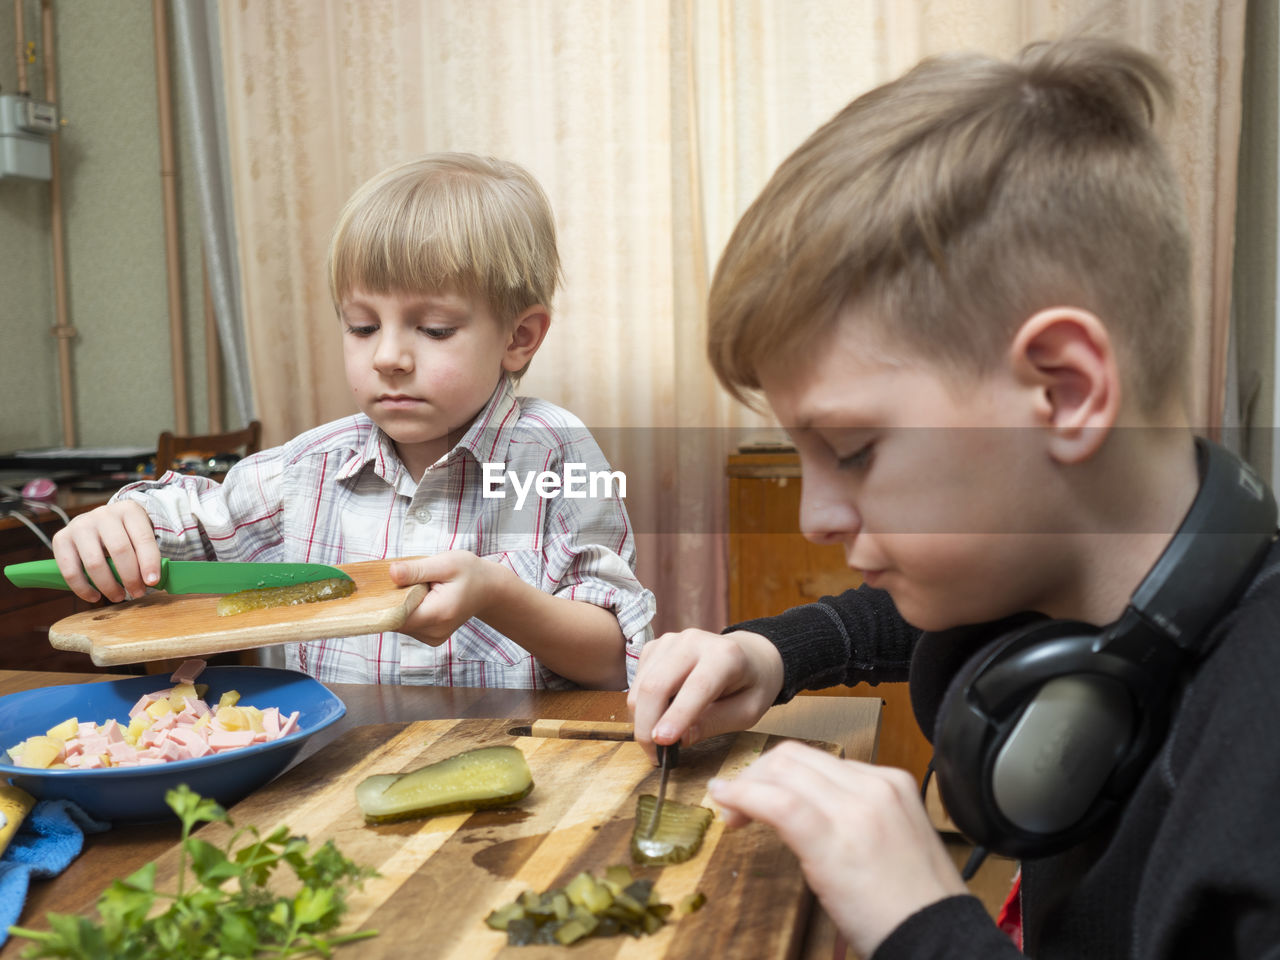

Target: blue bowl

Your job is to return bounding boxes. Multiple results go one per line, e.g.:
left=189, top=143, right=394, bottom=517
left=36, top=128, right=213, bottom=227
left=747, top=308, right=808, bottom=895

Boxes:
left=0, top=666, right=345, bottom=822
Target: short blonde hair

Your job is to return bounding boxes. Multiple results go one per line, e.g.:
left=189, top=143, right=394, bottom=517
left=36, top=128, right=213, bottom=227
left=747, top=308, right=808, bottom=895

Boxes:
left=328, top=153, right=561, bottom=327
left=708, top=37, right=1192, bottom=415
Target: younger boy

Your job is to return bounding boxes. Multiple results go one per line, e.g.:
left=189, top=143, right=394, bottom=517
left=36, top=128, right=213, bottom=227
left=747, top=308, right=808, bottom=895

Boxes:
left=629, top=38, right=1280, bottom=958
left=53, top=153, right=654, bottom=689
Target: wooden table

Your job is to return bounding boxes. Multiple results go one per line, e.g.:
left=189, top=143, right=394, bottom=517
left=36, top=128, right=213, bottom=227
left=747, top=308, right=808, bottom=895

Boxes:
left=0, top=670, right=881, bottom=959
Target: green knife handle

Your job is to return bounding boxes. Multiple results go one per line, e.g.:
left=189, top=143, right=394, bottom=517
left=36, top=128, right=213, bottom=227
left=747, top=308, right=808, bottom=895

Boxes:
left=3, top=558, right=169, bottom=591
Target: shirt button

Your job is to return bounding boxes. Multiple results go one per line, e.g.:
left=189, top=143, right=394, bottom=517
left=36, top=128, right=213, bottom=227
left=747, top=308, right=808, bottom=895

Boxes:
left=414, top=506, right=432, bottom=523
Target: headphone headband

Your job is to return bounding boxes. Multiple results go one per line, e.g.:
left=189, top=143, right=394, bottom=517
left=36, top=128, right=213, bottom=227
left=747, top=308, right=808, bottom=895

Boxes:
left=1118, top=438, right=1276, bottom=653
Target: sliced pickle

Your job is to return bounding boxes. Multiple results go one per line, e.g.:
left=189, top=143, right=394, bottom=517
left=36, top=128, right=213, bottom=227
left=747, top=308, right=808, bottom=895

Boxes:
left=631, top=794, right=714, bottom=865
left=356, top=745, right=533, bottom=824
left=485, top=868, right=700, bottom=946
left=216, top=577, right=356, bottom=616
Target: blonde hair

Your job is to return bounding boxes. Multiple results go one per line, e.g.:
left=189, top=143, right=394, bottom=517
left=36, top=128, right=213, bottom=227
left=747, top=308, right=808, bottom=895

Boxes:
left=328, top=153, right=561, bottom=329
left=708, top=37, right=1192, bottom=415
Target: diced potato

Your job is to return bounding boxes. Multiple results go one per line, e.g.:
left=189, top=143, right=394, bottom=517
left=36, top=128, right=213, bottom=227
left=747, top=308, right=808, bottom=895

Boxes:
left=145, top=700, right=172, bottom=721
left=217, top=706, right=246, bottom=730
left=218, top=690, right=240, bottom=709
left=16, top=735, right=63, bottom=769
left=46, top=717, right=78, bottom=741
left=125, top=714, right=149, bottom=745
left=169, top=683, right=198, bottom=709
left=244, top=706, right=264, bottom=733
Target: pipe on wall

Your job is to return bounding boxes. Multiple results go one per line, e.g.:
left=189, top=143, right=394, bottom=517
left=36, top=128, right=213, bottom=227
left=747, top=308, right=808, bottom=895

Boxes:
left=152, top=0, right=189, bottom=434
left=203, top=255, right=222, bottom=432
left=40, top=0, right=76, bottom=448
left=13, top=0, right=27, bottom=94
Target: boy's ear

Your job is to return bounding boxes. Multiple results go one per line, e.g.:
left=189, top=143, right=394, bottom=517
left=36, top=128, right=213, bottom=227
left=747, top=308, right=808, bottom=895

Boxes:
left=1009, top=307, right=1119, bottom=464
left=501, top=305, right=551, bottom=372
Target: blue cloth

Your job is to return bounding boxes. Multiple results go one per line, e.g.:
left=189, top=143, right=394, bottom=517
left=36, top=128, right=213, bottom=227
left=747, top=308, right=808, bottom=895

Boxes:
left=0, top=800, right=109, bottom=945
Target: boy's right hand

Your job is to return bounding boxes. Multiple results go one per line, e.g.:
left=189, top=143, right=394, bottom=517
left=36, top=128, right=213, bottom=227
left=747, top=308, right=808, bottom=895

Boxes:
left=627, top=628, right=785, bottom=762
left=50, top=501, right=161, bottom=603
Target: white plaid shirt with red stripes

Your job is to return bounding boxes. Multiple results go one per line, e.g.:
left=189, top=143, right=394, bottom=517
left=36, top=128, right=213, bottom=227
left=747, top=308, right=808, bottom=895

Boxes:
left=113, top=377, right=655, bottom=687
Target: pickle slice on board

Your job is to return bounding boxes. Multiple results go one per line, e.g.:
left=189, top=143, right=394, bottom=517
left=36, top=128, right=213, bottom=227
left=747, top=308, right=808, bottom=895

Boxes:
left=356, top=745, right=533, bottom=824
left=216, top=577, right=356, bottom=616
left=631, top=794, right=714, bottom=865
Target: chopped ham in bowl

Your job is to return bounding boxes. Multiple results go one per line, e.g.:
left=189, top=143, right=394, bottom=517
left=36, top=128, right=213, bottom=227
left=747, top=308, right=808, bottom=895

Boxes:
left=0, top=665, right=345, bottom=822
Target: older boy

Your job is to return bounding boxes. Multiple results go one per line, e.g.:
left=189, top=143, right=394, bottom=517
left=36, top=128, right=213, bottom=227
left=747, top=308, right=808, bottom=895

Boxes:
left=629, top=38, right=1280, bottom=958
left=52, top=153, right=654, bottom=689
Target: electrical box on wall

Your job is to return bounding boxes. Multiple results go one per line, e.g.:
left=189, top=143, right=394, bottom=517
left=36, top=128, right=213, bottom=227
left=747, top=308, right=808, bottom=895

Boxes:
left=0, top=94, right=57, bottom=180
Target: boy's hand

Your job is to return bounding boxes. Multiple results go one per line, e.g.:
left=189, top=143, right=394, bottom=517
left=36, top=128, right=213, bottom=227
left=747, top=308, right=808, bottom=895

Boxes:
left=390, top=551, right=500, bottom=646
left=627, top=628, right=784, bottom=762
left=709, top=741, right=967, bottom=958
left=50, top=501, right=161, bottom=603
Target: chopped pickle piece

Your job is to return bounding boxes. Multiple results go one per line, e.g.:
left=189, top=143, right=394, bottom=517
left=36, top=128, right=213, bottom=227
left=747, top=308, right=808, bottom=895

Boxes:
left=356, top=745, right=533, bottom=824
left=631, top=794, right=715, bottom=865
left=677, top=891, right=707, bottom=915
left=485, top=868, right=704, bottom=946
left=216, top=577, right=356, bottom=617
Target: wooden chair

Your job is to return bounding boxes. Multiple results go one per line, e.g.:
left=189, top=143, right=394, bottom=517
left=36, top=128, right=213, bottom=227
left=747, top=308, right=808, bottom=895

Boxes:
left=155, top=420, right=263, bottom=477
left=145, top=419, right=263, bottom=674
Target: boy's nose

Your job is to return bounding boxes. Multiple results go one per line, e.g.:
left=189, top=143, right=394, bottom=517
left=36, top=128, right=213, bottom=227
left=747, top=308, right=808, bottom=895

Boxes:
left=798, top=469, right=861, bottom=545
left=373, top=333, right=412, bottom=373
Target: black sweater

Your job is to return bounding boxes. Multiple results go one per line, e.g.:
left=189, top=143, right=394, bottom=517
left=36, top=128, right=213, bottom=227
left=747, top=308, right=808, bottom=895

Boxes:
left=734, top=546, right=1280, bottom=959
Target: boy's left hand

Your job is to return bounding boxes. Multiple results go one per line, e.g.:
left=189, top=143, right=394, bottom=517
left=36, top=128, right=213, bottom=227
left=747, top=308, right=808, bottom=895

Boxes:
left=708, top=740, right=967, bottom=958
left=389, top=551, right=498, bottom=645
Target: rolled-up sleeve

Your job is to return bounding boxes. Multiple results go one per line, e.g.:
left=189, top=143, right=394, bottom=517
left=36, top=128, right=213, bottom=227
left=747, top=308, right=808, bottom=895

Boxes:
left=110, top=451, right=287, bottom=563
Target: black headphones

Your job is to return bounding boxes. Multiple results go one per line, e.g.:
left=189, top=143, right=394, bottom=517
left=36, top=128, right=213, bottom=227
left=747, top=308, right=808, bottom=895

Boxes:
left=911, top=438, right=1277, bottom=861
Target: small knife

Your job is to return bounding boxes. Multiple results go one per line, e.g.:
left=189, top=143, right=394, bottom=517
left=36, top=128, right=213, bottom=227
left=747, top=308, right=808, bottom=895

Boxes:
left=4, top=558, right=352, bottom=595
left=645, top=742, right=680, bottom=838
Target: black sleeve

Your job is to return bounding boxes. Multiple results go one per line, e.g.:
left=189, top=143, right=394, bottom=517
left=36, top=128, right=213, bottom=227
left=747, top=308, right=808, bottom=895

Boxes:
left=872, top=896, right=1025, bottom=960
left=728, top=585, right=921, bottom=702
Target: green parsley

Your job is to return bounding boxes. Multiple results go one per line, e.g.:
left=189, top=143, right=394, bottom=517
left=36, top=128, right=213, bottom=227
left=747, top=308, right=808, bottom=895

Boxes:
left=9, top=784, right=378, bottom=959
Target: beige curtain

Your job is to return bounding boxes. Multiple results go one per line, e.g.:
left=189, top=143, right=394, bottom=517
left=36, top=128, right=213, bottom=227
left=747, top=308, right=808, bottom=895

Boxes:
left=220, top=0, right=1243, bottom=636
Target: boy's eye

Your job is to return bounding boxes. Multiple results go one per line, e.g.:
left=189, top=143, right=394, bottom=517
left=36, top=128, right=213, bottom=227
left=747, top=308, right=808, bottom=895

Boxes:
left=345, top=323, right=378, bottom=337
left=422, top=327, right=456, bottom=340
left=835, top=442, right=875, bottom=472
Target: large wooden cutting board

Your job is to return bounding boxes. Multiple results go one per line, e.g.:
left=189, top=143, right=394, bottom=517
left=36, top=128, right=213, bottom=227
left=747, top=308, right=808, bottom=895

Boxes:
left=144, top=718, right=840, bottom=959
left=46, top=561, right=427, bottom=666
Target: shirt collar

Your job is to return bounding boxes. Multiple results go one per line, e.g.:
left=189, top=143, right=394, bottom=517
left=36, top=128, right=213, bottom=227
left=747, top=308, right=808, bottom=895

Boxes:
left=451, top=374, right=519, bottom=466
left=337, top=418, right=406, bottom=488
left=335, top=375, right=520, bottom=487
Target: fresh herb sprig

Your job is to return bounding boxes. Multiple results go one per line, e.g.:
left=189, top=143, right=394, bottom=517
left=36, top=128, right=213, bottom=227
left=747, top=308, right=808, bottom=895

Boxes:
left=9, top=784, right=378, bottom=959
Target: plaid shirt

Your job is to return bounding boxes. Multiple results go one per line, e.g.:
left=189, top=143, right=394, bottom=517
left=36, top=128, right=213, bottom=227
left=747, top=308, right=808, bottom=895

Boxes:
left=113, top=377, right=655, bottom=687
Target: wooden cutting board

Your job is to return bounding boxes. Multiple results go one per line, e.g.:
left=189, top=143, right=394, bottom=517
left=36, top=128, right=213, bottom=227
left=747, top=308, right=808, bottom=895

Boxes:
left=143, top=718, right=840, bottom=959
left=46, top=560, right=427, bottom=666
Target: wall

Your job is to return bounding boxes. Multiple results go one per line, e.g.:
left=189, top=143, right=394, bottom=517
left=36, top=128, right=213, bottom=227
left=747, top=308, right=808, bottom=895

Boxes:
left=0, top=0, right=214, bottom=453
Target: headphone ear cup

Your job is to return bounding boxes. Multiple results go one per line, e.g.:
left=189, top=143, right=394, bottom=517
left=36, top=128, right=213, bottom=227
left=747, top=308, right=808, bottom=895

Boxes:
left=929, top=628, right=1028, bottom=848
left=932, top=619, right=1139, bottom=858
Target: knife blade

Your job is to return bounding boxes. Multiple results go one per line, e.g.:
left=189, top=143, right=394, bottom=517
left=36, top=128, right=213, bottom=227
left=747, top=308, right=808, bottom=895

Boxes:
left=645, top=742, right=679, bottom=838
left=3, top=558, right=352, bottom=595
left=506, top=720, right=634, bottom=741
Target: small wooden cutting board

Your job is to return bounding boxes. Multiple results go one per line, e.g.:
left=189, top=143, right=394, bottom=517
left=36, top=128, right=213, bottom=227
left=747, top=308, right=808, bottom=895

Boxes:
left=143, top=718, right=841, bottom=959
left=47, top=560, right=427, bottom=666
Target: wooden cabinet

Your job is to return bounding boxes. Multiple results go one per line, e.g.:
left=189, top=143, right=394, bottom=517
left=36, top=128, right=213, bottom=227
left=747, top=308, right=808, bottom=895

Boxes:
left=727, top=451, right=934, bottom=784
